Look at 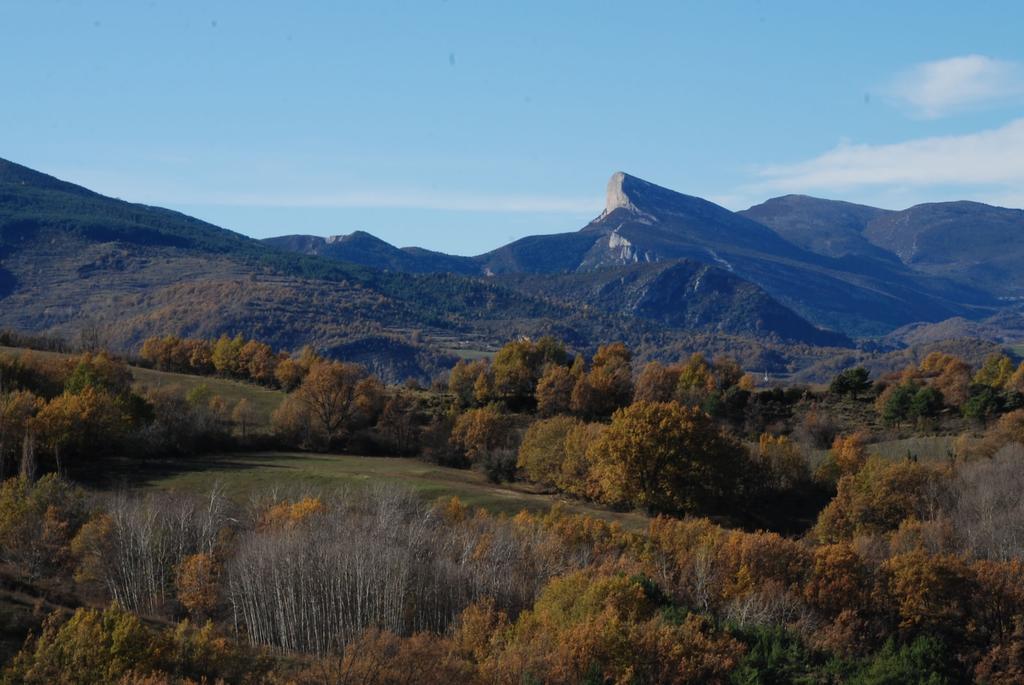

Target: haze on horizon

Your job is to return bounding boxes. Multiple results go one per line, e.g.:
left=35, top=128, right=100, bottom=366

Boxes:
left=3, top=1, right=1024, bottom=255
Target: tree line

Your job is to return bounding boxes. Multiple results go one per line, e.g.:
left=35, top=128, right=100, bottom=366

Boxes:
left=5, top=334, right=1024, bottom=528
left=139, top=334, right=314, bottom=390
left=4, top=467, right=1024, bottom=683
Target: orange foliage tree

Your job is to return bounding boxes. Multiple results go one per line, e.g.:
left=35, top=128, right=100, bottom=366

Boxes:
left=587, top=401, right=746, bottom=515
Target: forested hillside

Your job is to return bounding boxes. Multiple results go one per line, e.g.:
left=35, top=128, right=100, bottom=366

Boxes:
left=2, top=331, right=1024, bottom=683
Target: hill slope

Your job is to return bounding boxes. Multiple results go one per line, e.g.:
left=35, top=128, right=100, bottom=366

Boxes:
left=497, top=260, right=850, bottom=347
left=264, top=231, right=479, bottom=275
left=0, top=158, right=579, bottom=380
left=742, top=194, right=1024, bottom=301
left=862, top=201, right=1024, bottom=297
left=740, top=194, right=896, bottom=262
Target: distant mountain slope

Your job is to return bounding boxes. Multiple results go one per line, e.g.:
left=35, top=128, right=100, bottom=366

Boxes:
left=265, top=228, right=855, bottom=347
left=0, top=158, right=580, bottom=380
left=740, top=194, right=897, bottom=262
left=264, top=231, right=479, bottom=274
left=497, top=259, right=851, bottom=347
left=2, top=157, right=859, bottom=381
left=742, top=194, right=1024, bottom=300
left=862, top=201, right=1024, bottom=297
left=488, top=173, right=994, bottom=334
left=584, top=174, right=1004, bottom=334
left=265, top=172, right=1000, bottom=336
left=883, top=308, right=1024, bottom=347
left=8, top=156, right=1020, bottom=380
left=476, top=232, right=598, bottom=274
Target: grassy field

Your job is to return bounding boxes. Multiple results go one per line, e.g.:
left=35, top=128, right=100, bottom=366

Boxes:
left=100, top=451, right=650, bottom=530
left=868, top=435, right=958, bottom=464
left=0, top=346, right=285, bottom=428
left=130, top=367, right=284, bottom=427
left=0, top=345, right=72, bottom=363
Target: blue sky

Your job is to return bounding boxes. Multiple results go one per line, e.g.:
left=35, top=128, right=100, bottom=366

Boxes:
left=3, top=1, right=1024, bottom=255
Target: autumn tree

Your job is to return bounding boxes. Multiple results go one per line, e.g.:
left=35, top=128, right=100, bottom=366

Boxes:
left=64, top=352, right=133, bottom=398
left=976, top=409, right=1024, bottom=458
left=803, top=543, right=873, bottom=623
left=274, top=355, right=308, bottom=391
left=230, top=399, right=257, bottom=439
left=211, top=333, right=246, bottom=377
left=139, top=336, right=174, bottom=370
left=239, top=339, right=276, bottom=385
left=448, top=359, right=489, bottom=408
left=975, top=353, right=1015, bottom=389
left=141, top=335, right=215, bottom=374
left=472, top=366, right=494, bottom=405
left=1, top=605, right=158, bottom=684
left=184, top=338, right=215, bottom=374
left=271, top=395, right=317, bottom=448
left=258, top=496, right=327, bottom=531
left=0, top=390, right=43, bottom=479
left=1, top=604, right=257, bottom=684
left=491, top=341, right=537, bottom=406
left=674, top=353, right=716, bottom=406
left=831, top=432, right=869, bottom=477
left=34, top=386, right=129, bottom=473
left=294, top=360, right=377, bottom=445
left=712, top=356, right=745, bottom=392
left=754, top=433, right=809, bottom=490
left=175, top=553, right=220, bottom=617
left=814, top=456, right=948, bottom=543
left=450, top=404, right=512, bottom=462
left=534, top=364, right=575, bottom=417
left=517, top=416, right=580, bottom=488
left=634, top=361, right=681, bottom=404
left=882, top=549, right=973, bottom=641
left=491, top=337, right=568, bottom=409
left=557, top=421, right=605, bottom=500
left=376, top=394, right=420, bottom=455
left=587, top=401, right=747, bottom=514
left=476, top=571, right=744, bottom=685
left=315, top=628, right=472, bottom=684
left=571, top=343, right=633, bottom=418
left=922, top=352, right=972, bottom=407
left=0, top=474, right=85, bottom=578
left=353, top=376, right=386, bottom=428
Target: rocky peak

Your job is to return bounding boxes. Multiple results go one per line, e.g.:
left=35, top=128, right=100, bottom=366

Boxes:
left=604, top=171, right=634, bottom=215
left=602, top=171, right=656, bottom=222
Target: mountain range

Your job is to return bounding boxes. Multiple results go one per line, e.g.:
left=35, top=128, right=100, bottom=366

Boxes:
left=265, top=171, right=1016, bottom=336
left=2, top=157, right=1022, bottom=380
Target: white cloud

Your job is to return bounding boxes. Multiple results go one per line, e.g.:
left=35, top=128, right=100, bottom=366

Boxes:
left=746, top=117, right=1024, bottom=207
left=888, top=54, right=1024, bottom=118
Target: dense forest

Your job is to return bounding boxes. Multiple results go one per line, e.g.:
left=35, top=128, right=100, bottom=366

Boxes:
left=1, top=332, right=1024, bottom=683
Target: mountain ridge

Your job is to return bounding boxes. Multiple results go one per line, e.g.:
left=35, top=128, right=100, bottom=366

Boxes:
left=0, top=158, right=856, bottom=381
left=745, top=193, right=1024, bottom=300
left=267, top=171, right=1003, bottom=336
